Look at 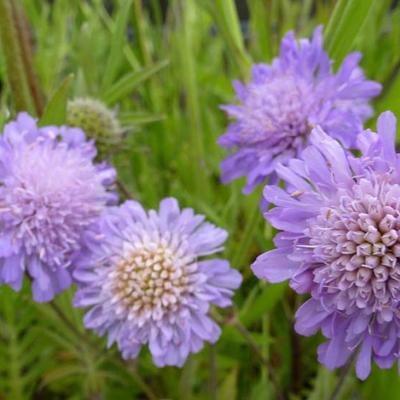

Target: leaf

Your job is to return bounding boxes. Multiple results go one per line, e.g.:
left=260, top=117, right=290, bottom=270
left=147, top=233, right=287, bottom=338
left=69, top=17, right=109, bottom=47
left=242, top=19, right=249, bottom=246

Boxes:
left=101, top=0, right=133, bottom=90
left=39, top=74, right=74, bottom=126
left=199, top=0, right=251, bottom=76
left=240, top=282, right=287, bottom=327
left=118, top=111, right=165, bottom=126
left=219, top=367, right=238, bottom=400
left=250, top=378, right=272, bottom=400
left=325, top=0, right=376, bottom=64
left=102, top=60, right=169, bottom=105
left=248, top=0, right=273, bottom=61
left=306, top=367, right=336, bottom=400
left=0, top=286, right=54, bottom=400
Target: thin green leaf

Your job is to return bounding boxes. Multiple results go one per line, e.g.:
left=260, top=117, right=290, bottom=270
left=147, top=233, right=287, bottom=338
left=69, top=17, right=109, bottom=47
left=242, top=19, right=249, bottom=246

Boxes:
left=325, top=0, right=376, bottom=63
left=240, top=283, right=287, bottom=327
left=101, top=0, right=133, bottom=90
left=39, top=74, right=74, bottom=126
left=200, top=0, right=251, bottom=76
left=102, top=60, right=169, bottom=105
left=219, top=368, right=238, bottom=400
left=119, top=111, right=165, bottom=126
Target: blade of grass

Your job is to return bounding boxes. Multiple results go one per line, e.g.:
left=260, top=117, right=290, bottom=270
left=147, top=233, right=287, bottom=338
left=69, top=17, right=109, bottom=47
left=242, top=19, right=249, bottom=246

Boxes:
left=175, top=0, right=209, bottom=199
left=324, top=0, right=349, bottom=49
left=119, top=111, right=165, bottom=126
left=39, top=74, right=74, bottom=126
left=102, top=60, right=169, bottom=105
left=248, top=0, right=273, bottom=61
left=101, top=0, right=133, bottom=91
left=200, top=0, right=251, bottom=77
left=325, top=0, right=376, bottom=64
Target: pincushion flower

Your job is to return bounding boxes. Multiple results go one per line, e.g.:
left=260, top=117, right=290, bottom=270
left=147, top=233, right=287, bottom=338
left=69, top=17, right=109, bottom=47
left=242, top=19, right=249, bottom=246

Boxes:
left=0, top=113, right=117, bottom=302
left=218, top=26, right=381, bottom=193
left=252, top=111, right=400, bottom=379
left=74, top=198, right=242, bottom=367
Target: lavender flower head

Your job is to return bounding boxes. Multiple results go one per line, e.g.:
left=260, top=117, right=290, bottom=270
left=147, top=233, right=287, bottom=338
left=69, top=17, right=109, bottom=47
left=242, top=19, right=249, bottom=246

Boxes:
left=218, top=26, right=381, bottom=193
left=74, top=198, right=242, bottom=367
left=252, top=111, right=400, bottom=379
left=0, top=113, right=116, bottom=302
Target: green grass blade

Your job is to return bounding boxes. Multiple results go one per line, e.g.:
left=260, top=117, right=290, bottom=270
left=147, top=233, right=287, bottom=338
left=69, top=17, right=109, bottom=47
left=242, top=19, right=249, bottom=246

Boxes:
left=325, top=0, right=376, bottom=63
left=102, top=59, right=169, bottom=105
left=200, top=0, right=251, bottom=76
left=100, top=0, right=133, bottom=91
left=119, top=111, right=165, bottom=126
left=39, top=74, right=74, bottom=126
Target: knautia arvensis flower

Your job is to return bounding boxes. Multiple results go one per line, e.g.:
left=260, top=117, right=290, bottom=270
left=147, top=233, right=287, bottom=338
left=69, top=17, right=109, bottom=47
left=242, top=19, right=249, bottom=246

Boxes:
left=218, top=26, right=381, bottom=194
left=74, top=198, right=242, bottom=367
left=0, top=113, right=117, bottom=302
left=252, top=112, right=400, bottom=379
left=67, top=97, right=122, bottom=158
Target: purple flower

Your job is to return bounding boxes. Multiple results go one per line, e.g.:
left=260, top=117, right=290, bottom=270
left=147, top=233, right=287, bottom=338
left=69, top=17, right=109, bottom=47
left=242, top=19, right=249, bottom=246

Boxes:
left=74, top=198, right=242, bottom=367
left=252, top=111, right=400, bottom=379
left=0, top=113, right=117, bottom=302
left=218, top=26, right=381, bottom=194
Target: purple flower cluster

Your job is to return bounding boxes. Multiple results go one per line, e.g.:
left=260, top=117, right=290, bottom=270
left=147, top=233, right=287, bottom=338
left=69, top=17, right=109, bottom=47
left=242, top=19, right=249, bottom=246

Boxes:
left=0, top=111, right=242, bottom=368
left=218, top=27, right=381, bottom=193
left=252, top=112, right=400, bottom=379
left=0, top=113, right=116, bottom=302
left=1, top=23, right=392, bottom=376
left=74, top=198, right=241, bottom=367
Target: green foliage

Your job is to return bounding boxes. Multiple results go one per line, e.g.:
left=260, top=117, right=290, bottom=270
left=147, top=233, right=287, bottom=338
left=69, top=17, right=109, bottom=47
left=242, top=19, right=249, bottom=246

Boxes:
left=0, top=0, right=400, bottom=399
left=39, top=74, right=73, bottom=126
left=0, top=286, right=52, bottom=399
left=325, top=0, right=384, bottom=64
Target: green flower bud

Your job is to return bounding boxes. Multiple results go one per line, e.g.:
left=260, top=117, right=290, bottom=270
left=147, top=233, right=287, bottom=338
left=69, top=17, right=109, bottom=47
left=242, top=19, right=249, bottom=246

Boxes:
left=67, top=98, right=122, bottom=159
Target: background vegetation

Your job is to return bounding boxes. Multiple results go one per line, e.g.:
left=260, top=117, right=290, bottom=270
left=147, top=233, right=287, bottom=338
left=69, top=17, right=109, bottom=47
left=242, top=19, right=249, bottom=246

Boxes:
left=0, top=0, right=400, bottom=399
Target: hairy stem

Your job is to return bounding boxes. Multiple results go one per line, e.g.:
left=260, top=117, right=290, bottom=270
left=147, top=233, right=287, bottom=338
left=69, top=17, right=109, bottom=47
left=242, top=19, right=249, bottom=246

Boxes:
left=10, top=1, right=44, bottom=115
left=0, top=0, right=36, bottom=114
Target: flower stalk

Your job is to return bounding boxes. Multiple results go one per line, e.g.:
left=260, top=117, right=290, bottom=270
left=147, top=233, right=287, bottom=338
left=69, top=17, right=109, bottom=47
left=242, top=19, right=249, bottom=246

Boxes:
left=0, top=0, right=36, bottom=114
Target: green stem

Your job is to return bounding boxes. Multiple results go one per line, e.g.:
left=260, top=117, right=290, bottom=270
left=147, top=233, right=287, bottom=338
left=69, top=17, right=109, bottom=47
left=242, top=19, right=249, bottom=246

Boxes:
left=0, top=0, right=36, bottom=114
left=329, top=355, right=355, bottom=400
left=214, top=309, right=285, bottom=400
left=232, top=202, right=262, bottom=269
left=208, top=345, right=218, bottom=400
left=10, top=1, right=44, bottom=115
left=232, top=318, right=285, bottom=400
left=116, top=178, right=135, bottom=200
left=177, top=0, right=209, bottom=199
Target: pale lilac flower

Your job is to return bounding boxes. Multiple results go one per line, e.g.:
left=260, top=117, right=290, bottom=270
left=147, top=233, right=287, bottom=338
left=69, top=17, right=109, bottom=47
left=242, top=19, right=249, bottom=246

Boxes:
left=74, top=198, right=242, bottom=367
left=0, top=113, right=116, bottom=302
left=252, top=111, right=400, bottom=379
left=219, top=26, right=381, bottom=193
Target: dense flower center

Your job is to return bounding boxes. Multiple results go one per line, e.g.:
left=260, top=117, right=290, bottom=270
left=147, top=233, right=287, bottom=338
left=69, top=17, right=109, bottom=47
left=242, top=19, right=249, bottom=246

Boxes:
left=309, top=176, right=400, bottom=323
left=2, top=140, right=106, bottom=268
left=242, top=75, right=315, bottom=147
left=107, top=234, right=198, bottom=325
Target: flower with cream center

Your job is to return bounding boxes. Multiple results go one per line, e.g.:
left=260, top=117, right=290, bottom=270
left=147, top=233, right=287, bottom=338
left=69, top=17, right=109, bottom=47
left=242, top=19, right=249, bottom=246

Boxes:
left=107, top=233, right=197, bottom=325
left=74, top=199, right=242, bottom=367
